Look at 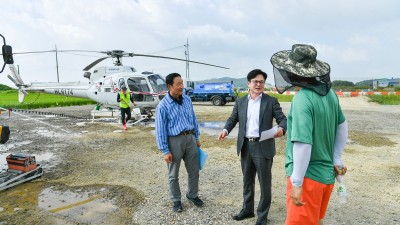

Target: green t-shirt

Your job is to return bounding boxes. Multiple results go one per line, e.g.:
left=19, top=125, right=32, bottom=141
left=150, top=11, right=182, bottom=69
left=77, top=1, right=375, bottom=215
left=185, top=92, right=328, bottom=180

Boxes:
left=285, top=88, right=346, bottom=184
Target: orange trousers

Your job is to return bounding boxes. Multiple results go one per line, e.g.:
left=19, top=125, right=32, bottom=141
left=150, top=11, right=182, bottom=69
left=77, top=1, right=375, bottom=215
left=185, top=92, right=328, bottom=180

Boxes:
left=285, top=177, right=334, bottom=225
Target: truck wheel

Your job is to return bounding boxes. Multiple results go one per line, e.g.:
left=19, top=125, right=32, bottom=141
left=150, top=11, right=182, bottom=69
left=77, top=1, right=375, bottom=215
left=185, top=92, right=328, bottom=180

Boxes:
left=212, top=96, right=223, bottom=106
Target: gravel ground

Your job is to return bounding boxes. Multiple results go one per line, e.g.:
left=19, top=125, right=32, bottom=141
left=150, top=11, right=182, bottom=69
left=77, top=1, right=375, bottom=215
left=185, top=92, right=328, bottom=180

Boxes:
left=0, top=97, right=399, bottom=225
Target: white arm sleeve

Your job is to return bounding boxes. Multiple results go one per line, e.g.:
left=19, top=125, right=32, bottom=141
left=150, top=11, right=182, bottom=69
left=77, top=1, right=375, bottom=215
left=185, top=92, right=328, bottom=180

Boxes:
left=333, top=120, right=348, bottom=167
left=291, top=142, right=312, bottom=187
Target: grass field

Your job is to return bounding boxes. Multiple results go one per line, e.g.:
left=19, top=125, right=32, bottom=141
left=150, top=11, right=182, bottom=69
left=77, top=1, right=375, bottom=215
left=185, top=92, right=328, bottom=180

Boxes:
left=0, top=90, right=96, bottom=109
left=367, top=94, right=400, bottom=105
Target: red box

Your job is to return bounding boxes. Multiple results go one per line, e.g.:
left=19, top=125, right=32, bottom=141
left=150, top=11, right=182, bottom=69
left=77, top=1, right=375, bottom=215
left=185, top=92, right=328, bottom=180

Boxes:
left=6, top=154, right=37, bottom=172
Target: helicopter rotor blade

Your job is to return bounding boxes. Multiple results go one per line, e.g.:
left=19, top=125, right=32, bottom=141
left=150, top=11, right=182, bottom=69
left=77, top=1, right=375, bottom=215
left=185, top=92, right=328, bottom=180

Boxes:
left=83, top=56, right=110, bottom=71
left=7, top=74, right=18, bottom=86
left=129, top=53, right=229, bottom=69
left=4, top=49, right=230, bottom=70
left=10, top=50, right=56, bottom=55
left=8, top=64, right=24, bottom=85
left=2, top=50, right=103, bottom=55
left=58, top=50, right=102, bottom=53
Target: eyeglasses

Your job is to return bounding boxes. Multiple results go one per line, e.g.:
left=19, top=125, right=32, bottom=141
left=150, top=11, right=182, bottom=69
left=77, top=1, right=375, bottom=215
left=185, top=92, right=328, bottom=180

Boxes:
left=250, top=80, right=265, bottom=85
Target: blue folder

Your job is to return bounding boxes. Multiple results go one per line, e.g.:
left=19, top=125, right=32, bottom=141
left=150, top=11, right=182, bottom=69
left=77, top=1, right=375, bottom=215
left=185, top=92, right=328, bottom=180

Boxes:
left=198, top=147, right=208, bottom=170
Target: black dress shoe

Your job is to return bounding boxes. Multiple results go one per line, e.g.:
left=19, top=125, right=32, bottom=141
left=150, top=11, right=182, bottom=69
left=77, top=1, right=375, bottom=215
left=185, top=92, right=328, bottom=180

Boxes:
left=255, top=219, right=267, bottom=225
left=172, top=201, right=183, bottom=212
left=186, top=194, right=204, bottom=207
left=232, top=210, right=255, bottom=221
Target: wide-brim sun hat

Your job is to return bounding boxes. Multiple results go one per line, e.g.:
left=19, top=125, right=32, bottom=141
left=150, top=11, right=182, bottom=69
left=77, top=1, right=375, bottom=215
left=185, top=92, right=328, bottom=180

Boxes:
left=270, top=44, right=330, bottom=78
left=270, top=44, right=332, bottom=96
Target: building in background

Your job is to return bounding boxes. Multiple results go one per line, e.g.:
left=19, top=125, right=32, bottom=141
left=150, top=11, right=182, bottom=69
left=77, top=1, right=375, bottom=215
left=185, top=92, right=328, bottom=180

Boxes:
left=372, top=78, right=400, bottom=89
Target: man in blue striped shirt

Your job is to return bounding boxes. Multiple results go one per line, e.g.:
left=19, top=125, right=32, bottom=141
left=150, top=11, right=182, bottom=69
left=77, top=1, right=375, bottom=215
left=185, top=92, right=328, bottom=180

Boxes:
left=155, top=73, right=203, bottom=212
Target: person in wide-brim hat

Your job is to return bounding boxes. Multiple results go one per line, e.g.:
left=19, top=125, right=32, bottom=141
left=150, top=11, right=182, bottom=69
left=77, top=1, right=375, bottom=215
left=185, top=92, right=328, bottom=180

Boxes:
left=270, top=44, right=332, bottom=96
left=271, top=44, right=348, bottom=225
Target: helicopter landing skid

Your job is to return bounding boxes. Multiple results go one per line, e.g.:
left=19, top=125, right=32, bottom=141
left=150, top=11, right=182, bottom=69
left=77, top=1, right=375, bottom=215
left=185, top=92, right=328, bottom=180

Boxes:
left=91, top=108, right=120, bottom=119
left=131, top=114, right=152, bottom=125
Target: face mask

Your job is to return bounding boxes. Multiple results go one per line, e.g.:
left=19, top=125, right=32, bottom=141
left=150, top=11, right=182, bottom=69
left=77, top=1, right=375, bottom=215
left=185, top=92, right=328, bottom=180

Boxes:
left=272, top=67, right=332, bottom=96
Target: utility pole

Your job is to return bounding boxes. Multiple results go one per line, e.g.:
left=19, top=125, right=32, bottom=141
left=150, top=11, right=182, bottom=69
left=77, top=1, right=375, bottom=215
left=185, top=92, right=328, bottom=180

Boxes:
left=184, top=38, right=189, bottom=80
left=55, top=44, right=59, bottom=83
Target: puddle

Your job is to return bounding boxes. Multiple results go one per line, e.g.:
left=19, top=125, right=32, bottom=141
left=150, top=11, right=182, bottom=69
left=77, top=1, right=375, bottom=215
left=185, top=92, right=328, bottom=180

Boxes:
left=199, top=121, right=225, bottom=129
left=0, top=152, right=56, bottom=170
left=38, top=186, right=117, bottom=224
left=0, top=183, right=126, bottom=223
left=31, top=128, right=65, bottom=138
left=0, top=140, right=33, bottom=152
left=199, top=121, right=238, bottom=137
left=95, top=118, right=119, bottom=123
left=76, top=122, right=86, bottom=126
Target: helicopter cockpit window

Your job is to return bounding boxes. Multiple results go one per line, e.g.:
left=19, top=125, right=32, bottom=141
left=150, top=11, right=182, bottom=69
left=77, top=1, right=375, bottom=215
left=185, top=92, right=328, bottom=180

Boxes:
left=127, top=77, right=153, bottom=102
left=126, top=77, right=147, bottom=92
left=148, top=74, right=168, bottom=93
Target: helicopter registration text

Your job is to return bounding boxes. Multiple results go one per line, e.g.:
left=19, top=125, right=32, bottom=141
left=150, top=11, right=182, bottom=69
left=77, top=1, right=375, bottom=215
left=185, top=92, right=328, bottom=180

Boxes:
left=54, top=89, right=74, bottom=96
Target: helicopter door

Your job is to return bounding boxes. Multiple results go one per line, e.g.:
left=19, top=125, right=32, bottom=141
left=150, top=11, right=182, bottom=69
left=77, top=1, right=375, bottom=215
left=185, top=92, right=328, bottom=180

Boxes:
left=127, top=77, right=154, bottom=102
left=98, top=77, right=116, bottom=104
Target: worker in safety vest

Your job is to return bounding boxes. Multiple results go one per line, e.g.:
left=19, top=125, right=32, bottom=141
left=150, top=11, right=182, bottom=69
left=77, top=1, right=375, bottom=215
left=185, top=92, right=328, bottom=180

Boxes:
left=117, top=86, right=136, bottom=130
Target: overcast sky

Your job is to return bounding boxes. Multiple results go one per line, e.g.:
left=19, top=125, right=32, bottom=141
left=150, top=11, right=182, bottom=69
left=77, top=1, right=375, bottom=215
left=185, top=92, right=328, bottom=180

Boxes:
left=1, top=0, right=399, bottom=87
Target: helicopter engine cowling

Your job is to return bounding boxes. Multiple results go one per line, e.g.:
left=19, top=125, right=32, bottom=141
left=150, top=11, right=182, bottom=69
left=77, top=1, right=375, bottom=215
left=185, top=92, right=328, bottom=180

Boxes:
left=87, top=66, right=136, bottom=83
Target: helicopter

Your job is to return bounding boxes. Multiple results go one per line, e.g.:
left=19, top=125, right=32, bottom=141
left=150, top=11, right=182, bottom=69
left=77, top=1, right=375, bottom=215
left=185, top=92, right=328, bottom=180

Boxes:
left=4, top=48, right=229, bottom=117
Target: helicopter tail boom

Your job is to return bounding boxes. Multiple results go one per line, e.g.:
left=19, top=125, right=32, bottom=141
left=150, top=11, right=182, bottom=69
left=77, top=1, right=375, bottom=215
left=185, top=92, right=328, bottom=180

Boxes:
left=7, top=64, right=91, bottom=101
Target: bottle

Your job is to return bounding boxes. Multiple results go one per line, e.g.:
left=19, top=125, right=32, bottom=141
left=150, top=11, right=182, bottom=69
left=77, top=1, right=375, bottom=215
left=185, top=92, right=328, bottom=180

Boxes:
left=336, top=168, right=348, bottom=203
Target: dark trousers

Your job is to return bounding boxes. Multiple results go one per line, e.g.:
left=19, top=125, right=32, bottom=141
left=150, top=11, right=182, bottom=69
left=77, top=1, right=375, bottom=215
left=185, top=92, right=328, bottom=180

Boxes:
left=120, top=107, right=131, bottom=124
left=241, top=140, right=273, bottom=221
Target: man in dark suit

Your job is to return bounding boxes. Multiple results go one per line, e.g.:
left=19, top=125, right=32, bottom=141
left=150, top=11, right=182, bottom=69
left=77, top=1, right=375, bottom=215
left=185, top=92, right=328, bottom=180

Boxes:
left=218, top=69, right=287, bottom=225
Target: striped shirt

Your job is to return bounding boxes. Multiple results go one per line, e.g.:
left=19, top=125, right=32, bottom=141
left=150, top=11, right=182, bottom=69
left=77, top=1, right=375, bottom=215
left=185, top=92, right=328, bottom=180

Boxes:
left=155, top=93, right=200, bottom=154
